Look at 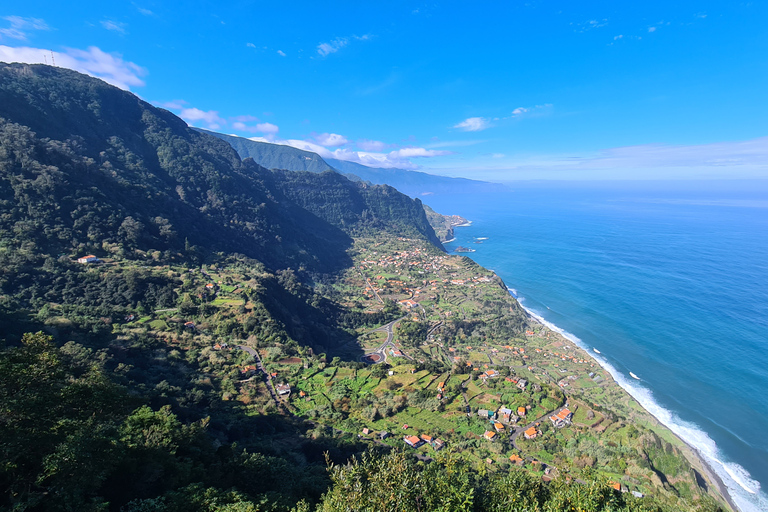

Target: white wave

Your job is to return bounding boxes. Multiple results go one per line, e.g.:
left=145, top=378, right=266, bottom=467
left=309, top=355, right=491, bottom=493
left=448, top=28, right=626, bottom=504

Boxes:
left=510, top=289, right=768, bottom=512
left=443, top=238, right=456, bottom=243
left=455, top=221, right=473, bottom=227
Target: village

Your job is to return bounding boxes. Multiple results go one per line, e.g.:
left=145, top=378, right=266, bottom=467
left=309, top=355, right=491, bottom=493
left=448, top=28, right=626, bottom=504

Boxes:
left=79, top=234, right=700, bottom=500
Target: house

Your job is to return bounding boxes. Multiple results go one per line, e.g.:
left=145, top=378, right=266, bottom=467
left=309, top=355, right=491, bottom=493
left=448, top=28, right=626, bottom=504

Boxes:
left=517, top=379, right=528, bottom=390
left=483, top=430, right=497, bottom=441
left=433, top=439, right=445, bottom=451
left=477, top=408, right=495, bottom=419
left=420, top=434, right=433, bottom=443
left=205, top=283, right=215, bottom=289
left=518, top=406, right=527, bottom=417
left=484, top=369, right=499, bottom=378
left=549, top=408, right=574, bottom=428
left=437, top=381, right=445, bottom=392
left=509, top=454, right=523, bottom=465
left=498, top=407, right=512, bottom=421
left=379, top=431, right=390, bottom=440
left=361, top=428, right=370, bottom=436
left=493, top=422, right=505, bottom=432
left=77, top=255, right=100, bottom=264
left=184, top=321, right=195, bottom=329
left=404, top=435, right=424, bottom=448
left=524, top=427, right=538, bottom=440
left=299, top=390, right=307, bottom=397
left=276, top=383, right=291, bottom=395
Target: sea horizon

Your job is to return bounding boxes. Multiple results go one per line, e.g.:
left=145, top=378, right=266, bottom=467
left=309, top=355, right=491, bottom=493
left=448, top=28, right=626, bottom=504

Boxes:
left=423, top=179, right=768, bottom=512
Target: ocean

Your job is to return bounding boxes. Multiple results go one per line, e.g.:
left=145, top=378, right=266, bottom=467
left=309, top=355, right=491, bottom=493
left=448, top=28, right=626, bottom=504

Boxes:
left=423, top=180, right=768, bottom=512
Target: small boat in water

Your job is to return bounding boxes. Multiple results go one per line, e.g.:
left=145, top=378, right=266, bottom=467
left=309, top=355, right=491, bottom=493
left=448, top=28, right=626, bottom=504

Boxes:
left=593, top=348, right=601, bottom=354
left=630, top=372, right=640, bottom=380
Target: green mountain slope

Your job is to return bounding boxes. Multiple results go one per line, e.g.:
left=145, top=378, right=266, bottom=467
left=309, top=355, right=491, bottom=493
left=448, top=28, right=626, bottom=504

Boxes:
left=0, top=64, right=440, bottom=276
left=196, top=128, right=336, bottom=173
left=325, top=157, right=499, bottom=198
left=199, top=129, right=497, bottom=198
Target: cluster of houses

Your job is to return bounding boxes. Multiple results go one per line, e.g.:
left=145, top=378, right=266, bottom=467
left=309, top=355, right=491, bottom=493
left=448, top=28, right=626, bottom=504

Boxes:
left=357, top=248, right=499, bottom=308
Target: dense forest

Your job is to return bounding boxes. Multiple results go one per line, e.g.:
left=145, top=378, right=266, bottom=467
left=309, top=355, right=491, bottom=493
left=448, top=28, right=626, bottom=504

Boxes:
left=0, top=64, right=723, bottom=511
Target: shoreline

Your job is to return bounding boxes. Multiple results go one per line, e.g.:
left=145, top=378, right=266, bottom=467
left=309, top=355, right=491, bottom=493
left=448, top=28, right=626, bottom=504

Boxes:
left=515, top=294, right=738, bottom=511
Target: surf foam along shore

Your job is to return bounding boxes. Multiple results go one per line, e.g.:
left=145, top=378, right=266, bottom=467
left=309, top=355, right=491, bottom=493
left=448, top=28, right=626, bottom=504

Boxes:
left=509, top=289, right=767, bottom=512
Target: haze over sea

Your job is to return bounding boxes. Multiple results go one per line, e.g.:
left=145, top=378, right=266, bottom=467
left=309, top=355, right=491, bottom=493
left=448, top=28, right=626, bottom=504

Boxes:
left=424, top=180, right=768, bottom=512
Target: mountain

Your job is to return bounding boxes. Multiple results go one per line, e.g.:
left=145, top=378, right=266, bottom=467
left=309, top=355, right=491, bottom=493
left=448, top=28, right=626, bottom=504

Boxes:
left=200, top=130, right=498, bottom=198
left=0, top=63, right=441, bottom=278
left=325, top=157, right=499, bottom=198
left=195, top=129, right=336, bottom=173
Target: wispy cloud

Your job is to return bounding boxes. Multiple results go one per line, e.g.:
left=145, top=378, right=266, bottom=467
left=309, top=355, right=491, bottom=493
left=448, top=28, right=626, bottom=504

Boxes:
left=277, top=50, right=286, bottom=57
left=248, top=136, right=450, bottom=170
left=135, top=5, right=154, bottom=16
left=454, top=117, right=492, bottom=132
left=0, top=16, right=49, bottom=41
left=317, top=38, right=348, bottom=56
left=0, top=45, right=147, bottom=90
left=101, top=20, right=127, bottom=34
left=356, top=139, right=389, bottom=151
left=317, top=34, right=372, bottom=57
left=572, top=18, right=608, bottom=33
left=179, top=107, right=225, bottom=130
left=313, top=132, right=348, bottom=147
left=431, top=136, right=768, bottom=181
left=510, top=104, right=552, bottom=119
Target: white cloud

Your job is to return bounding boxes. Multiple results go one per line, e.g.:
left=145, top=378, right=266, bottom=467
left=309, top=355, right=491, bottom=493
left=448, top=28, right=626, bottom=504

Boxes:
left=509, top=104, right=553, bottom=119
left=0, top=16, right=49, bottom=40
left=101, top=20, right=127, bottom=34
left=159, top=99, right=187, bottom=109
left=430, top=136, right=768, bottom=181
left=317, top=38, right=347, bottom=56
left=231, top=114, right=259, bottom=123
left=392, top=147, right=450, bottom=158
left=614, top=34, right=624, bottom=40
left=136, top=6, right=154, bottom=16
left=453, top=117, right=491, bottom=132
left=648, top=26, right=657, bottom=33
left=179, top=107, right=225, bottom=129
left=357, top=139, right=388, bottom=151
left=246, top=42, right=256, bottom=48
left=277, top=50, right=286, bottom=57
left=313, top=132, right=348, bottom=147
left=250, top=136, right=450, bottom=170
left=492, top=153, right=505, bottom=158
left=573, top=18, right=608, bottom=33
left=0, top=45, right=147, bottom=90
left=256, top=122, right=279, bottom=134
left=317, top=34, right=372, bottom=57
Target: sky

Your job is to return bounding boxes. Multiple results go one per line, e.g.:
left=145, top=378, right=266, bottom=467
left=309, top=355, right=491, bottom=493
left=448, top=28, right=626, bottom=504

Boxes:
left=1, top=1, right=767, bottom=181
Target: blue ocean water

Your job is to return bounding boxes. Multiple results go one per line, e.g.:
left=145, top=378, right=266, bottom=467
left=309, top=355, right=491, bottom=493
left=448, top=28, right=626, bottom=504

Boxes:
left=423, top=180, right=768, bottom=512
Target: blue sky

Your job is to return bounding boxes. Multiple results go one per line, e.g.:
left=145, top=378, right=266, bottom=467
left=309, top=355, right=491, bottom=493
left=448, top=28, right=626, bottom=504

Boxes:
left=1, top=1, right=767, bottom=181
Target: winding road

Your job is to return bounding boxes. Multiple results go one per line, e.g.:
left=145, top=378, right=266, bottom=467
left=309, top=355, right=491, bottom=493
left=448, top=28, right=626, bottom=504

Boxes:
left=361, top=317, right=408, bottom=364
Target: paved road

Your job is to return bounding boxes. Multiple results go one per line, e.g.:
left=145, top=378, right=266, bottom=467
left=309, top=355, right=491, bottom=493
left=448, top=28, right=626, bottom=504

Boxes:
left=361, top=317, right=407, bottom=364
